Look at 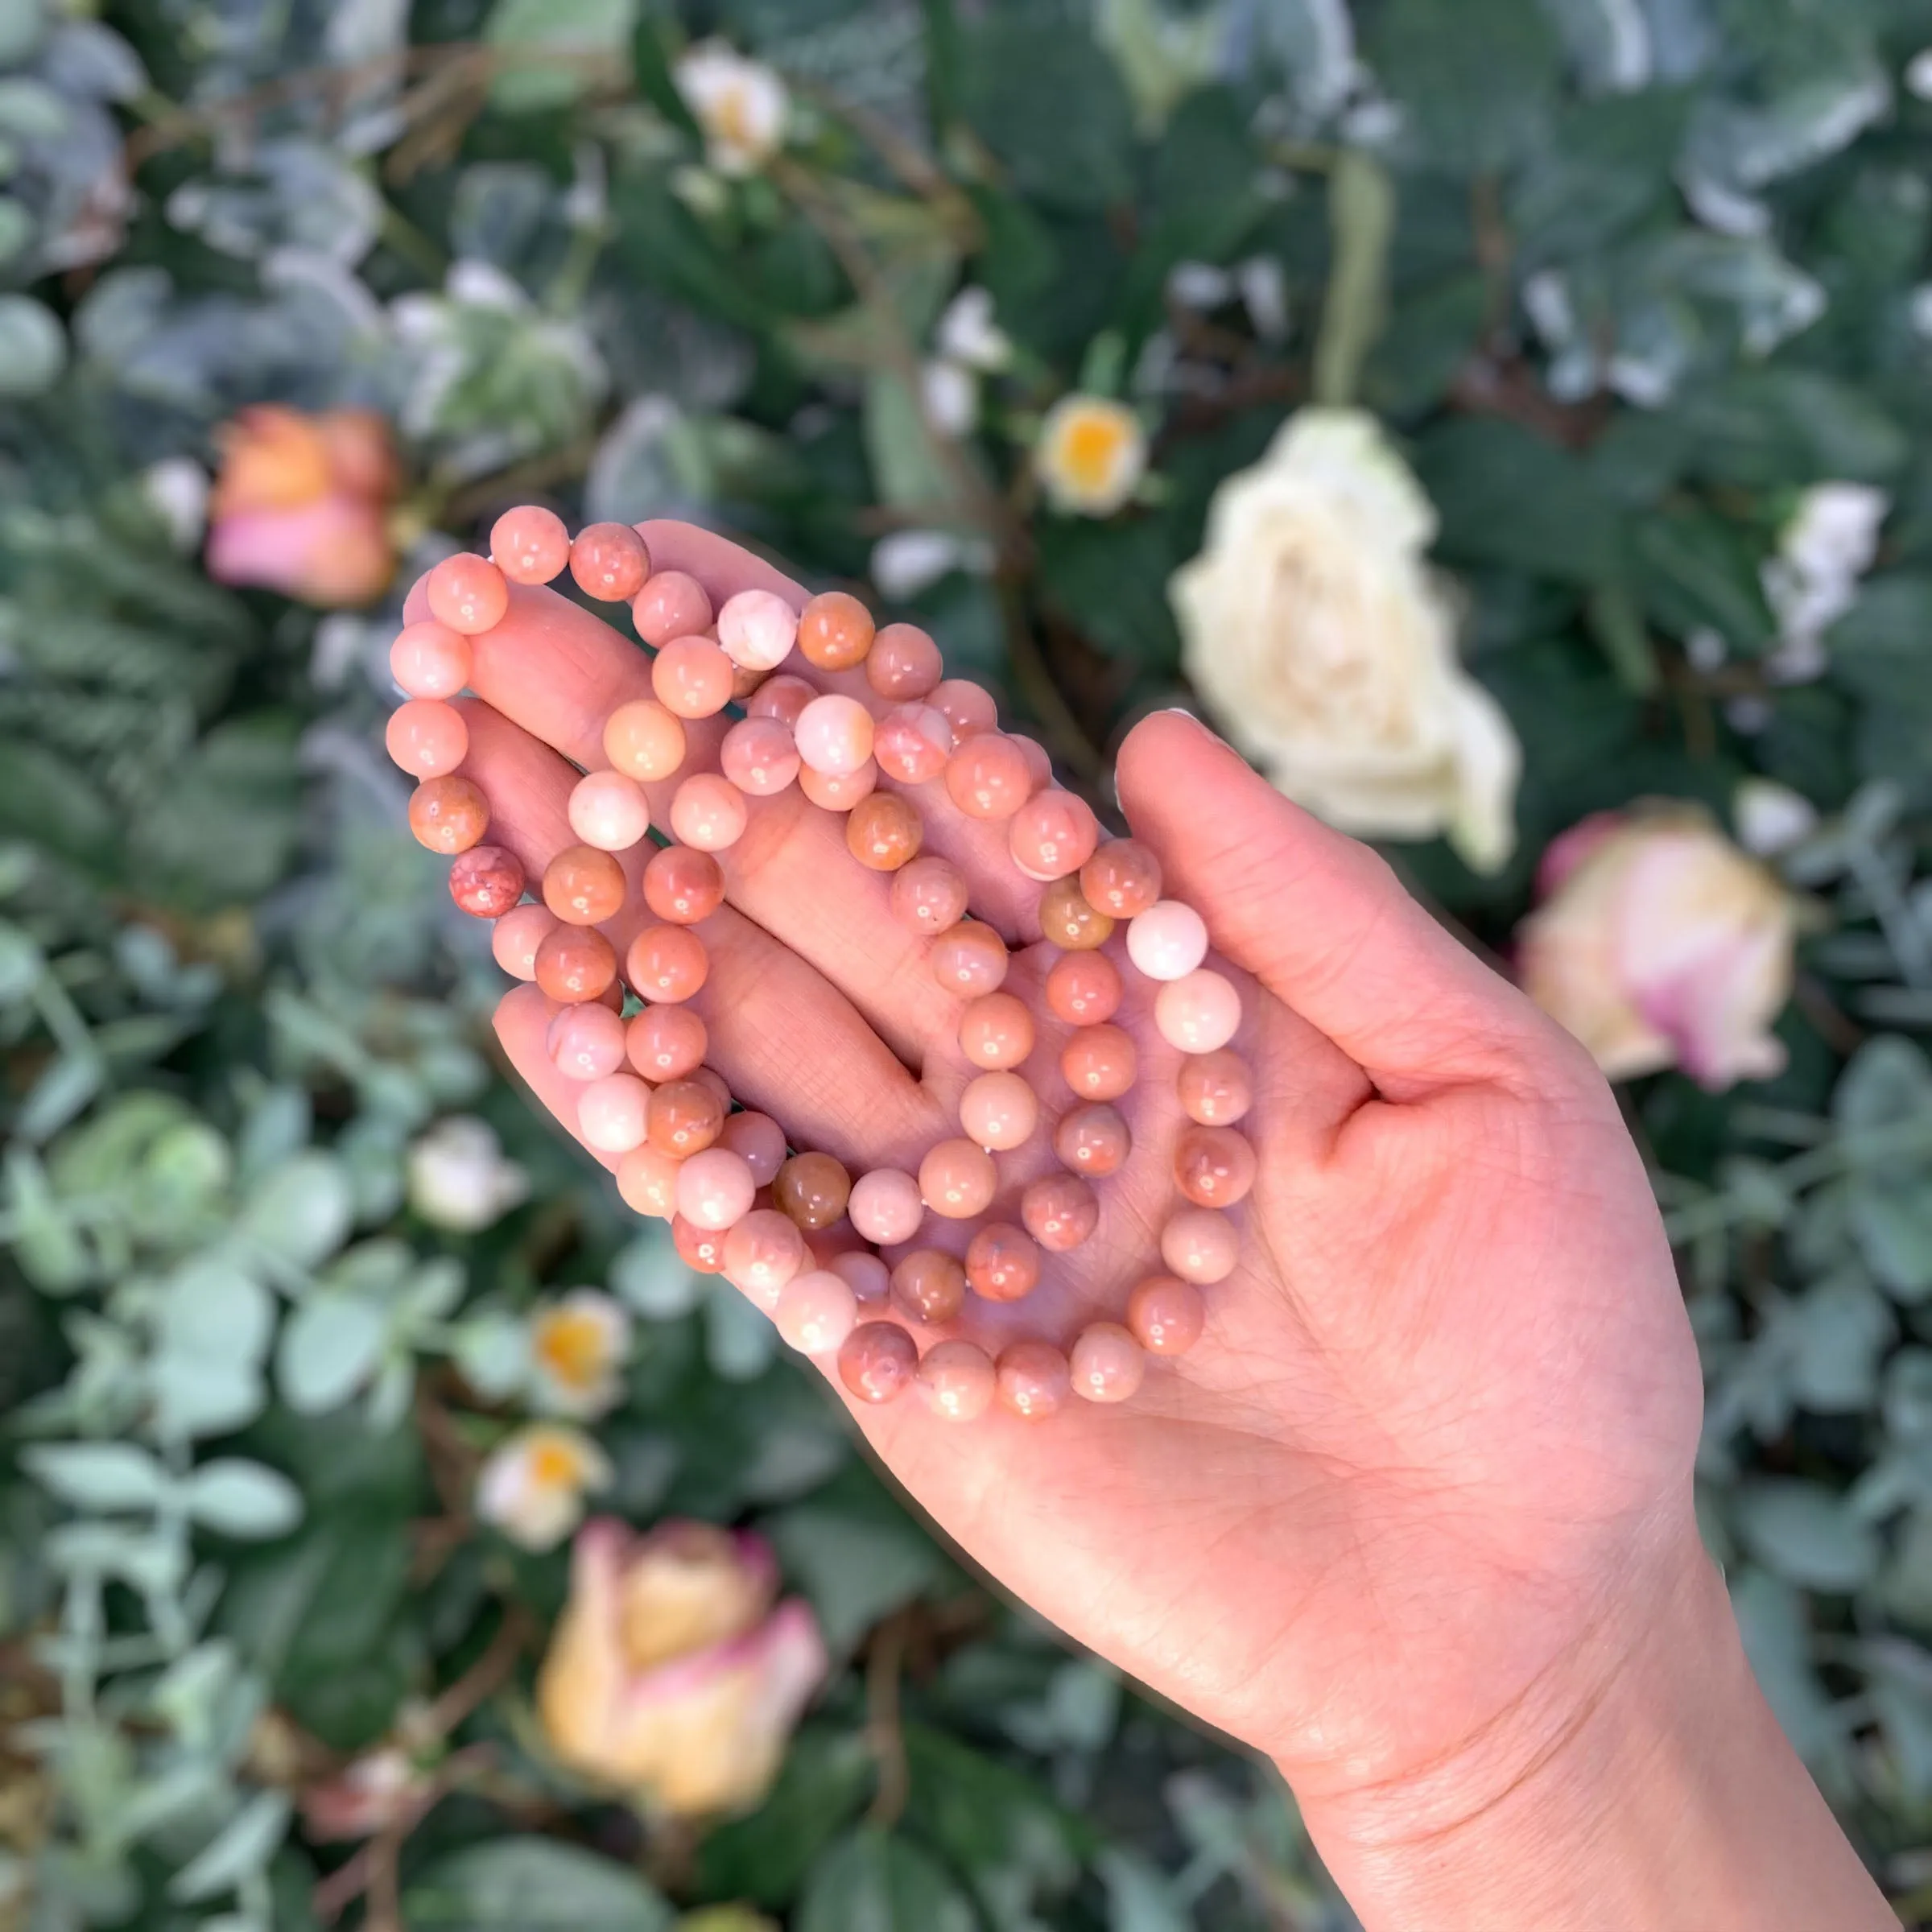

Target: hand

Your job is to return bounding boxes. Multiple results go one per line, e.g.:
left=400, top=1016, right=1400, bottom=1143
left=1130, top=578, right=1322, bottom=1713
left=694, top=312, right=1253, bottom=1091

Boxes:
left=430, top=522, right=1889, bottom=1930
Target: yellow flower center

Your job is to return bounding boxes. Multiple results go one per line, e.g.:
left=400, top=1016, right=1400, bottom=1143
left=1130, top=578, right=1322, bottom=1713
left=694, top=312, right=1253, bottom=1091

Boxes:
left=526, top=1435, right=584, bottom=1489
left=712, top=85, right=756, bottom=148
left=1058, top=410, right=1132, bottom=493
left=534, top=1308, right=611, bottom=1393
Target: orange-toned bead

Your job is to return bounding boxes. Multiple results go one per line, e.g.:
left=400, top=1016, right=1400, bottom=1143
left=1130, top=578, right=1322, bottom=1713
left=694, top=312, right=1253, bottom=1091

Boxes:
left=448, top=844, right=525, bottom=918
left=652, top=636, right=734, bottom=719
left=1080, top=839, right=1163, bottom=920
left=1070, top=1323, right=1144, bottom=1403
left=642, top=845, right=724, bottom=925
left=1021, top=1173, right=1098, bottom=1252
left=386, top=699, right=468, bottom=778
left=960, top=992, right=1034, bottom=1071
left=672, top=1213, right=729, bottom=1274
left=799, top=760, right=878, bottom=811
left=648, top=1079, right=725, bottom=1158
left=964, top=1223, right=1040, bottom=1302
left=866, top=621, right=942, bottom=700
left=873, top=704, right=953, bottom=785
left=543, top=844, right=627, bottom=926
left=1178, top=1050, right=1253, bottom=1125
left=570, top=522, right=650, bottom=601
left=616, top=1144, right=682, bottom=1219
left=633, top=569, right=712, bottom=646
left=489, top=505, right=570, bottom=584
left=626, top=925, right=708, bottom=1002
left=916, top=1340, right=997, bottom=1420
left=669, top=773, right=748, bottom=852
left=1044, top=952, right=1121, bottom=1026
left=890, top=856, right=968, bottom=935
left=1174, top=1125, right=1257, bottom=1208
left=774, top=1152, right=852, bottom=1231
left=408, top=774, right=489, bottom=853
left=1054, top=1102, right=1129, bottom=1177
left=1060, top=1025, right=1137, bottom=1100
left=931, top=679, right=997, bottom=741
left=604, top=699, right=687, bottom=783
left=918, top=1138, right=997, bottom=1219
left=534, top=925, right=617, bottom=1003
left=1009, top=788, right=1100, bottom=882
left=797, top=589, right=875, bottom=671
left=846, top=792, right=923, bottom=871
left=1037, top=877, right=1113, bottom=951
left=996, top=1340, right=1069, bottom=1420
left=626, top=1004, right=708, bottom=1081
left=1127, top=1275, right=1205, bottom=1356
left=944, top=733, right=1035, bottom=819
left=890, top=1249, right=966, bottom=1324
left=748, top=674, right=815, bottom=728
left=960, top=1070, right=1038, bottom=1150
left=492, top=903, right=555, bottom=980
left=390, top=621, right=471, bottom=699
left=930, top=923, right=1008, bottom=996
left=839, top=1321, right=919, bottom=1404
left=426, top=553, right=509, bottom=634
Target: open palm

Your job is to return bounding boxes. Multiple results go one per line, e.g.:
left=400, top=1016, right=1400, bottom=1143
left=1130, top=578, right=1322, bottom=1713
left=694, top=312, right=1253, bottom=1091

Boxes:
left=424, top=520, right=1707, bottom=1849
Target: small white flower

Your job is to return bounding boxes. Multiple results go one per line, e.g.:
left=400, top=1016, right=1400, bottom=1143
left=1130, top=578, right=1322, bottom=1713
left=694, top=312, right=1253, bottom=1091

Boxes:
left=477, top=1423, right=612, bottom=1552
left=674, top=41, right=789, bottom=178
left=1167, top=260, right=1232, bottom=310
left=1035, top=394, right=1148, bottom=518
left=140, top=457, right=209, bottom=552
left=407, top=1117, right=529, bottom=1232
left=870, top=528, right=994, bottom=600
left=526, top=1288, right=631, bottom=1419
left=920, top=358, right=979, bottom=438
left=1908, top=48, right=1932, bottom=101
left=935, top=287, right=1011, bottom=372
left=1236, top=258, right=1289, bottom=341
left=1734, top=779, right=1820, bottom=859
left=1910, top=285, right=1932, bottom=339
left=1761, top=481, right=1889, bottom=674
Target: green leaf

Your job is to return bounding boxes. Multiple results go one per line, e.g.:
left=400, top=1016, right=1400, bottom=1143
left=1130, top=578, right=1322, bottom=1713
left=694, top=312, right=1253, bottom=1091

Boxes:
left=1734, top=1480, right=1878, bottom=1592
left=1313, top=151, right=1395, bottom=411
left=863, top=370, right=957, bottom=516
left=157, top=1257, right=274, bottom=1366
left=23, top=1442, right=167, bottom=1512
left=1368, top=0, right=1560, bottom=175
left=765, top=1492, right=946, bottom=1653
left=168, top=1790, right=291, bottom=1903
left=1629, top=506, right=1773, bottom=652
left=1416, top=418, right=1622, bottom=584
left=0, top=294, right=65, bottom=396
left=1678, top=371, right=1909, bottom=490
left=485, top=0, right=638, bottom=113
left=693, top=1728, right=876, bottom=1908
left=276, top=1292, right=387, bottom=1413
left=408, top=1839, right=674, bottom=1930
left=798, top=1829, right=976, bottom=1932
left=0, top=915, right=42, bottom=1000
left=238, top=1153, right=354, bottom=1271
left=184, top=1460, right=303, bottom=1540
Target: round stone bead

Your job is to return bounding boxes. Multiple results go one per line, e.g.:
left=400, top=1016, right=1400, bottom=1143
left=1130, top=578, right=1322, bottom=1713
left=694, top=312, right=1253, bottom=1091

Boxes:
left=716, top=588, right=799, bottom=672
left=930, top=923, right=1008, bottom=996
left=652, top=637, right=735, bottom=720
left=944, top=734, right=1035, bottom=819
left=829, top=1250, right=891, bottom=1304
left=1009, top=790, right=1100, bottom=882
left=626, top=1004, right=708, bottom=1081
left=748, top=674, right=815, bottom=728
left=1128, top=1275, right=1206, bottom=1356
left=448, top=844, right=524, bottom=918
left=799, top=760, right=877, bottom=811
left=408, top=775, right=489, bottom=854
left=390, top=621, right=471, bottom=699
left=1174, top=1125, right=1257, bottom=1208
left=676, top=1147, right=758, bottom=1232
left=670, top=773, right=749, bottom=852
left=795, top=695, right=875, bottom=777
left=1127, top=900, right=1208, bottom=982
left=604, top=699, right=687, bottom=783
left=1021, top=1173, right=1098, bottom=1252
left=964, top=1223, right=1040, bottom=1302
left=1156, top=969, right=1241, bottom=1054
left=633, top=570, right=713, bottom=647
left=873, top=704, right=953, bottom=785
left=797, top=590, right=875, bottom=671
left=997, top=1341, right=1070, bottom=1420
left=1178, top=1050, right=1253, bottom=1125
left=1161, top=1208, right=1239, bottom=1285
left=890, top=1249, right=966, bottom=1325
left=568, top=770, right=650, bottom=852
left=617, top=1144, right=682, bottom=1220
left=543, top=844, right=627, bottom=926
left=848, top=1168, right=925, bottom=1247
left=1013, top=737, right=1054, bottom=791
left=839, top=1322, right=919, bottom=1404
left=719, top=1112, right=788, bottom=1187
left=1071, top=1323, right=1145, bottom=1404
left=648, top=1080, right=725, bottom=1158
left=427, top=553, right=509, bottom=634
left=847, top=793, right=923, bottom=871
left=918, top=1138, right=997, bottom=1219
left=1080, top=839, right=1163, bottom=920
left=890, top=856, right=968, bottom=936
left=642, top=845, right=724, bottom=926
left=723, top=1209, right=807, bottom=1306
left=672, top=1214, right=729, bottom=1274
left=960, top=992, right=1034, bottom=1071
left=721, top=716, right=800, bottom=797
left=627, top=925, right=709, bottom=1002
left=578, top=1073, right=651, bottom=1153
left=774, top=1152, right=852, bottom=1231
left=930, top=679, right=997, bottom=741
left=917, top=1340, right=997, bottom=1421
left=1037, top=877, right=1113, bottom=952
left=570, top=522, right=650, bottom=601
left=1044, top=952, right=1121, bottom=1026
left=960, top=1071, right=1038, bottom=1151
left=691, top=1067, right=732, bottom=1109
left=1059, top=1025, right=1136, bottom=1101
left=535, top=925, right=617, bottom=1003
left=867, top=622, right=942, bottom=701
left=548, top=1001, right=627, bottom=1080
left=386, top=699, right=468, bottom=778
left=1054, top=1102, right=1129, bottom=1178
left=492, top=903, right=555, bottom=980
left=775, top=1269, right=860, bottom=1354
left=489, top=505, right=570, bottom=584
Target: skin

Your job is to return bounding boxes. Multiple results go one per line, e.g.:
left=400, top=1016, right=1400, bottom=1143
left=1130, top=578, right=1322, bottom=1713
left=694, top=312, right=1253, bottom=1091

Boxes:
left=416, top=523, right=1892, bottom=1932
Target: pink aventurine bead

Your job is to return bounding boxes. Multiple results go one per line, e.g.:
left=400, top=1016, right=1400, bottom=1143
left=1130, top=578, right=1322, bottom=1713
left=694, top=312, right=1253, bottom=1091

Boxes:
left=1162, top=1208, right=1239, bottom=1285
left=965, top=1222, right=1041, bottom=1302
left=633, top=569, right=713, bottom=647
left=491, top=903, right=555, bottom=980
left=719, top=1112, right=788, bottom=1187
left=570, top=522, right=650, bottom=601
left=568, top=770, right=651, bottom=851
left=997, top=1340, right=1070, bottom=1420
left=720, top=716, right=801, bottom=797
left=670, top=773, right=749, bottom=852
left=867, top=622, right=943, bottom=701
left=930, top=679, right=997, bottom=741
left=617, top=1144, right=682, bottom=1219
left=1021, top=1173, right=1099, bottom=1252
left=799, top=760, right=877, bottom=811
left=919, top=1138, right=998, bottom=1219
left=390, top=621, right=472, bottom=699
left=691, top=1067, right=733, bottom=1110
left=1128, top=1274, right=1206, bottom=1355
left=626, top=1005, right=708, bottom=1081
left=748, top=674, right=815, bottom=728
left=795, top=695, right=875, bottom=777
left=716, top=588, right=799, bottom=671
left=578, top=1073, right=652, bottom=1154
left=960, top=993, right=1034, bottom=1071
left=1071, top=1323, right=1146, bottom=1404
left=1055, top=1102, right=1130, bottom=1177
left=676, top=1147, right=758, bottom=1232
left=916, top=1340, right=997, bottom=1421
left=723, top=1209, right=807, bottom=1306
left=1061, top=1026, right=1137, bottom=1101
left=890, top=856, right=969, bottom=936
left=848, top=1169, right=926, bottom=1246
left=774, top=1269, right=859, bottom=1354
left=930, top=923, right=1009, bottom=996
left=1155, top=968, right=1242, bottom=1053
left=1013, top=736, right=1054, bottom=791
left=426, top=553, right=510, bottom=634
left=652, top=636, right=735, bottom=719
left=1044, top=952, right=1122, bottom=1026
left=960, top=1071, right=1038, bottom=1151
left=829, top=1250, right=890, bottom=1302
left=490, top=505, right=571, bottom=584
left=547, top=1001, right=627, bottom=1081
left=839, top=1321, right=919, bottom=1404
left=873, top=704, right=954, bottom=784
left=944, top=733, right=1037, bottom=819
left=1127, top=900, right=1209, bottom=982
left=1178, top=1050, right=1253, bottom=1126
left=1009, top=789, right=1100, bottom=882
left=385, top=699, right=468, bottom=778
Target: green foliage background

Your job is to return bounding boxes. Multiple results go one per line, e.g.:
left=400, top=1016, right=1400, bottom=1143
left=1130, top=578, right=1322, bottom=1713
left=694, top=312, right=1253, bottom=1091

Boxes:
left=3, top=0, right=1932, bottom=1926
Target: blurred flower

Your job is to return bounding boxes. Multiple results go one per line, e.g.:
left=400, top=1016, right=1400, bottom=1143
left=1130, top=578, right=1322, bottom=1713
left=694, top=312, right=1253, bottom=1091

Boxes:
left=1035, top=394, right=1147, bottom=517
left=537, top=1518, right=827, bottom=1817
left=1734, top=778, right=1819, bottom=859
left=528, top=1289, right=631, bottom=1419
left=1517, top=807, right=1796, bottom=1091
left=205, top=405, right=399, bottom=606
left=921, top=357, right=980, bottom=437
left=1909, top=49, right=1932, bottom=101
left=299, top=1747, right=423, bottom=1841
left=407, top=1117, right=529, bottom=1232
left=477, top=1424, right=612, bottom=1551
left=1170, top=408, right=1519, bottom=873
left=871, top=528, right=994, bottom=600
left=1096, top=0, right=1228, bottom=132
left=674, top=43, right=789, bottom=177
left=935, top=288, right=1012, bottom=373
left=1761, top=482, right=1889, bottom=683
left=139, top=457, right=210, bottom=553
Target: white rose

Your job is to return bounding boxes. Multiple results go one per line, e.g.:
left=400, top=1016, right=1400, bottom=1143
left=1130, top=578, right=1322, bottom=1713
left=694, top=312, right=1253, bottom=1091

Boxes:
left=1170, top=408, right=1521, bottom=873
